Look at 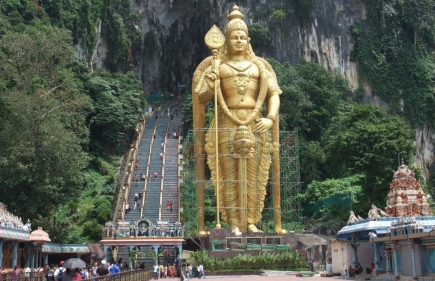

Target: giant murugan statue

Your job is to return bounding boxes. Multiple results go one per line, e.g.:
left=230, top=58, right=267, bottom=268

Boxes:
left=192, top=6, right=286, bottom=235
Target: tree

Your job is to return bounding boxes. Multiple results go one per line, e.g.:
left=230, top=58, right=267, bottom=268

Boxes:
left=0, top=28, right=90, bottom=221
left=301, top=175, right=364, bottom=221
left=248, top=23, right=272, bottom=55
left=85, top=71, right=143, bottom=152
left=324, top=104, right=414, bottom=207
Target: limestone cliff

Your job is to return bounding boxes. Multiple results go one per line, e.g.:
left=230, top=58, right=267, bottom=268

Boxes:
left=88, top=0, right=434, bottom=183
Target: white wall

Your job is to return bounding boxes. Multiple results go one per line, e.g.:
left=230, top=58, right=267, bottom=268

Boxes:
left=331, top=241, right=378, bottom=273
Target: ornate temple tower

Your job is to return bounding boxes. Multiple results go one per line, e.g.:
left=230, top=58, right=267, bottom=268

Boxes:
left=386, top=163, right=433, bottom=217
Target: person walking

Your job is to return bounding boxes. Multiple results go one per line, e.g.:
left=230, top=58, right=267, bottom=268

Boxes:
left=11, top=266, right=18, bottom=281
left=153, top=264, right=159, bottom=280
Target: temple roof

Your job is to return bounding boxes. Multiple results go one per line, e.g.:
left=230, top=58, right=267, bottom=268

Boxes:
left=337, top=216, right=435, bottom=239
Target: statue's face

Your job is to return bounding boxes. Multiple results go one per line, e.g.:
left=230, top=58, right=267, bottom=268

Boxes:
left=227, top=30, right=248, bottom=55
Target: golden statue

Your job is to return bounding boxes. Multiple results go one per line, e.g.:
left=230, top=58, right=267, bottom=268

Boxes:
left=192, top=6, right=286, bottom=235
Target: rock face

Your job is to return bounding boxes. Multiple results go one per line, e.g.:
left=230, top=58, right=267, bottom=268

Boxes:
left=87, top=0, right=434, bottom=183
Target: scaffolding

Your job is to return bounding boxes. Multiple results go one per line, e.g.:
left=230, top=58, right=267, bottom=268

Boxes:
left=180, top=129, right=301, bottom=236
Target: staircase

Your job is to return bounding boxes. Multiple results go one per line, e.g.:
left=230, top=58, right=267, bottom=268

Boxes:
left=161, top=106, right=182, bottom=223
left=112, top=102, right=183, bottom=270
left=142, top=107, right=170, bottom=222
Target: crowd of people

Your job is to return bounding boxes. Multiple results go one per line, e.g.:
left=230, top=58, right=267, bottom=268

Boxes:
left=0, top=260, right=120, bottom=281
left=186, top=263, right=205, bottom=279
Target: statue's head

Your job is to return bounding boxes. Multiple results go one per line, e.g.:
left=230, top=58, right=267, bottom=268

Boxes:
left=223, top=6, right=254, bottom=59
left=225, top=6, right=248, bottom=40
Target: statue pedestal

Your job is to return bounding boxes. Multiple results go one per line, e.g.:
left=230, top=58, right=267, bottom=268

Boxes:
left=207, top=228, right=298, bottom=259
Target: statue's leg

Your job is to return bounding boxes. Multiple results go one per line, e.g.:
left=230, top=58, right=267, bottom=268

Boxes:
left=210, top=126, right=241, bottom=232
left=246, top=133, right=269, bottom=232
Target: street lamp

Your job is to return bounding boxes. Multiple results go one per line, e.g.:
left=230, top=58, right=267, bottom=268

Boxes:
left=29, top=227, right=51, bottom=269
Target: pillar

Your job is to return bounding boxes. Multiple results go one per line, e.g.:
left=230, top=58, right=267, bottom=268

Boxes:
left=351, top=233, right=359, bottom=266
left=409, top=239, right=417, bottom=281
left=153, top=245, right=161, bottom=264
left=0, top=240, right=3, bottom=268
left=374, top=242, right=384, bottom=272
left=103, top=245, right=111, bottom=261
left=11, top=241, right=18, bottom=267
left=43, top=254, right=48, bottom=266
left=175, top=245, right=182, bottom=260
left=384, top=249, right=392, bottom=274
left=392, top=242, right=400, bottom=281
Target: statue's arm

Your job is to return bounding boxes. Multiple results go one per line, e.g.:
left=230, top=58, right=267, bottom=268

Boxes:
left=197, top=66, right=215, bottom=105
left=266, top=94, right=280, bottom=121
left=265, top=70, right=282, bottom=121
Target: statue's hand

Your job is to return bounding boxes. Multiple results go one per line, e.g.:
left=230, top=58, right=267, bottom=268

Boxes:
left=253, top=118, right=273, bottom=133
left=205, top=68, right=219, bottom=90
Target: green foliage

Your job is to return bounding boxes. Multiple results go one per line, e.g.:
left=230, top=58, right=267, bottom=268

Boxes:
left=269, top=9, right=287, bottom=32
left=85, top=70, right=143, bottom=152
left=268, top=59, right=351, bottom=183
left=191, top=250, right=307, bottom=269
left=0, top=27, right=90, bottom=220
left=302, top=175, right=364, bottom=205
left=0, top=4, right=145, bottom=242
left=324, top=104, right=414, bottom=206
left=40, top=0, right=98, bottom=57
left=302, top=175, right=364, bottom=220
left=350, top=0, right=435, bottom=127
left=248, top=23, right=272, bottom=55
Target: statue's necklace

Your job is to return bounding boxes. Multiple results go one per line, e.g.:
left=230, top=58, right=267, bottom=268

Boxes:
left=227, top=62, right=252, bottom=101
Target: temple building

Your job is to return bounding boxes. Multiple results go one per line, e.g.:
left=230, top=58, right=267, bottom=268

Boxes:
left=0, top=203, right=90, bottom=270
left=334, top=163, right=435, bottom=280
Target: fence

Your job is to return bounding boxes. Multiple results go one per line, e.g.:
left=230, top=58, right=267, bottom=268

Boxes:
left=1, top=269, right=153, bottom=281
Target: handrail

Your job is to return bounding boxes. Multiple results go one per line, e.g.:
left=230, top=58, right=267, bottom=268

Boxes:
left=159, top=133, right=167, bottom=221
left=140, top=113, right=159, bottom=219
left=177, top=113, right=183, bottom=222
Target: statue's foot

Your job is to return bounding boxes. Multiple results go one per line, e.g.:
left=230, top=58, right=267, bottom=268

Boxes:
left=248, top=224, right=263, bottom=233
left=232, top=226, right=242, bottom=236
left=275, top=227, right=288, bottom=235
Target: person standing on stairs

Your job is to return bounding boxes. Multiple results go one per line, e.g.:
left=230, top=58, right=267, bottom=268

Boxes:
left=154, top=171, right=158, bottom=180
left=133, top=201, right=137, bottom=210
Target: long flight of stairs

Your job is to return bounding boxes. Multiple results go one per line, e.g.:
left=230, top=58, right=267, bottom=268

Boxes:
left=115, top=102, right=183, bottom=269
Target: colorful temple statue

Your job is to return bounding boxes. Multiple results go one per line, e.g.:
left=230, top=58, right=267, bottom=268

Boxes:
left=386, top=163, right=433, bottom=217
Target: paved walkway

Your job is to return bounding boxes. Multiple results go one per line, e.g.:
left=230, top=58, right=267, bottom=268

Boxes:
left=184, top=276, right=348, bottom=281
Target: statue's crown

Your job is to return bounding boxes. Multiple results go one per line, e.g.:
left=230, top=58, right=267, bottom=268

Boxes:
left=225, top=6, right=248, bottom=38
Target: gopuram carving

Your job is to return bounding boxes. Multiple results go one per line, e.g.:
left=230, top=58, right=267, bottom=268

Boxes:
left=386, top=163, right=433, bottom=217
